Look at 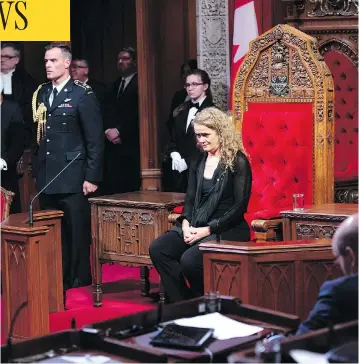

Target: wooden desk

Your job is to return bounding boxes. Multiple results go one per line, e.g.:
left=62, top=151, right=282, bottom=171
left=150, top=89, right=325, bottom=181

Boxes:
left=228, top=319, right=358, bottom=363
left=281, top=203, right=358, bottom=240
left=89, top=191, right=185, bottom=307
left=200, top=240, right=343, bottom=321
left=88, top=296, right=299, bottom=363
left=1, top=210, right=64, bottom=341
left=2, top=297, right=300, bottom=363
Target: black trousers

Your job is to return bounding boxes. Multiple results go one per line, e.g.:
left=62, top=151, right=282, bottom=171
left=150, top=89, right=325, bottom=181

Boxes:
left=149, top=230, right=204, bottom=303
left=39, top=192, right=91, bottom=290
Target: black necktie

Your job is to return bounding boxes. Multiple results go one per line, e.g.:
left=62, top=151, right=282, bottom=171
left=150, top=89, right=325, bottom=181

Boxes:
left=50, top=88, right=58, bottom=106
left=190, top=102, right=200, bottom=109
left=117, top=79, right=125, bottom=99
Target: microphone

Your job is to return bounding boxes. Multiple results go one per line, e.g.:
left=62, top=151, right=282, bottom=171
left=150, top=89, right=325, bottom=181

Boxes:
left=29, top=152, right=81, bottom=227
left=6, top=301, right=28, bottom=363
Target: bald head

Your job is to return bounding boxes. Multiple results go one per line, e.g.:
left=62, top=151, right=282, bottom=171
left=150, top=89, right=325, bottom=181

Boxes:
left=332, top=214, right=358, bottom=275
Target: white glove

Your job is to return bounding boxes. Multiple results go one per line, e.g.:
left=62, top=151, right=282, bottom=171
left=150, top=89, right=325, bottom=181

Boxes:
left=177, top=158, right=188, bottom=173
left=170, top=152, right=188, bottom=173
left=170, top=152, right=182, bottom=171
left=0, top=158, right=8, bottom=171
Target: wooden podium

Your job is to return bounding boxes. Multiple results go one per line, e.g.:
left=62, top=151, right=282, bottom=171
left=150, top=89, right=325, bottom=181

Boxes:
left=200, top=239, right=343, bottom=321
left=1, top=210, right=64, bottom=341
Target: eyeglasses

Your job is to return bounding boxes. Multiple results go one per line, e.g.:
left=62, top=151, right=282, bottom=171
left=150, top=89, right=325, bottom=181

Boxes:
left=118, top=56, right=132, bottom=61
left=71, top=64, right=87, bottom=69
left=184, top=82, right=204, bottom=89
left=1, top=55, right=17, bottom=60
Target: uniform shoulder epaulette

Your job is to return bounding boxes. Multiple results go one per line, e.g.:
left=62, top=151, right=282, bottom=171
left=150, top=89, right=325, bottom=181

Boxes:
left=32, top=82, right=50, bottom=145
left=74, top=79, right=94, bottom=94
left=33, top=82, right=50, bottom=95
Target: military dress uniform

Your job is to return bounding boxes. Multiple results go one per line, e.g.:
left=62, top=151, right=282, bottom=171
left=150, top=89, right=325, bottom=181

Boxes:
left=32, top=79, right=103, bottom=290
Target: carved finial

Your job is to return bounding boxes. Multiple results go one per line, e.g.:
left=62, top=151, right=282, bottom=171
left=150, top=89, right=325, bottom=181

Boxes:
left=274, top=26, right=283, bottom=40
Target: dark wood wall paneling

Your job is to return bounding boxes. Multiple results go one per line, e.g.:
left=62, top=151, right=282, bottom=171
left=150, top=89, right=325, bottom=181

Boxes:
left=20, top=0, right=280, bottom=156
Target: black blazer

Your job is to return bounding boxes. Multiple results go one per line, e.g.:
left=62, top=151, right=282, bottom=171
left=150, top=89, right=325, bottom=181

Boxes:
left=177, top=151, right=252, bottom=241
left=168, top=97, right=214, bottom=167
left=296, top=274, right=358, bottom=335
left=87, top=78, right=106, bottom=114
left=32, top=79, right=104, bottom=194
left=104, top=73, right=139, bottom=157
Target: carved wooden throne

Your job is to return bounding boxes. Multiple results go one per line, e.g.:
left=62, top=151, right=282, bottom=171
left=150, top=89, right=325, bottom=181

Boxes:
left=233, top=24, right=335, bottom=241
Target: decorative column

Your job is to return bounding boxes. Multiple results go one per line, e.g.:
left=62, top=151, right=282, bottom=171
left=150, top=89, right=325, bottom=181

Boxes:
left=197, top=0, right=231, bottom=111
left=136, top=0, right=161, bottom=191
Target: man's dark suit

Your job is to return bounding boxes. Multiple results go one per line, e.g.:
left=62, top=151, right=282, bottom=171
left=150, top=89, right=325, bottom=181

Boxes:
left=103, top=73, right=140, bottom=195
left=2, top=68, right=37, bottom=144
left=1, top=100, right=27, bottom=213
left=167, top=97, right=214, bottom=192
left=32, top=79, right=104, bottom=290
left=296, top=274, right=358, bottom=335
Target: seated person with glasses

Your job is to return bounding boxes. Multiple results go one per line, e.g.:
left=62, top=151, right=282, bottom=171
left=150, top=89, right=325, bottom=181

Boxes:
left=150, top=107, right=252, bottom=303
left=296, top=214, right=358, bottom=335
left=167, top=69, right=215, bottom=193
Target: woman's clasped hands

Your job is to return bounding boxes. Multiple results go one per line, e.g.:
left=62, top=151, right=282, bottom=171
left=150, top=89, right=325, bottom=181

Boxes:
left=182, top=220, right=210, bottom=245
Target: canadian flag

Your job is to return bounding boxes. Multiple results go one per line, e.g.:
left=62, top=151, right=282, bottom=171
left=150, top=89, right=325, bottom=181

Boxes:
left=230, top=0, right=259, bottom=107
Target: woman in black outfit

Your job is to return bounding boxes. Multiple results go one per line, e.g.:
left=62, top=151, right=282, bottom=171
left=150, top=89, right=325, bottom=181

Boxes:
left=166, top=69, right=215, bottom=192
left=150, top=107, right=252, bottom=303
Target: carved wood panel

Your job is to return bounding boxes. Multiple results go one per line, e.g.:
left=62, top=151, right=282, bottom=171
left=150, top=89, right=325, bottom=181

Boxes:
left=256, top=262, right=295, bottom=314
left=202, top=243, right=339, bottom=320
left=302, top=260, right=343, bottom=318
left=99, top=208, right=157, bottom=258
left=5, top=241, right=30, bottom=338
left=295, top=222, right=338, bottom=239
left=211, top=261, right=242, bottom=297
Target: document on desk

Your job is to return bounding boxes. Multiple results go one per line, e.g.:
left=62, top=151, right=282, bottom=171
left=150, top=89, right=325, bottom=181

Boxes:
left=289, top=349, right=328, bottom=364
left=173, top=312, right=263, bottom=340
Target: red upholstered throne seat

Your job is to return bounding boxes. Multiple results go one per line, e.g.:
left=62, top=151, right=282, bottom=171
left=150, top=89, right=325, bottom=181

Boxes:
left=243, top=106, right=313, bottom=239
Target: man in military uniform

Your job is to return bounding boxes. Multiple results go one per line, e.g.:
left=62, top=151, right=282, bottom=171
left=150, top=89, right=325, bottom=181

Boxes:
left=32, top=43, right=103, bottom=292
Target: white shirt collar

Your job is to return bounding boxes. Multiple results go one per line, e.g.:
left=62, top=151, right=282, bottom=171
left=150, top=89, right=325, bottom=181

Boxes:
left=52, top=76, right=71, bottom=93
left=123, top=72, right=136, bottom=82
left=191, top=95, right=206, bottom=107
left=1, top=68, right=15, bottom=77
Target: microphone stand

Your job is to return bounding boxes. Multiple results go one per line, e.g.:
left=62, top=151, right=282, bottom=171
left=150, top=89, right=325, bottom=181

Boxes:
left=29, top=152, right=81, bottom=227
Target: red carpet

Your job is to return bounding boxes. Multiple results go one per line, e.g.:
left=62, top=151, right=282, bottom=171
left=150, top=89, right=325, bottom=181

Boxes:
left=50, top=264, right=160, bottom=332
left=1, top=264, right=160, bottom=341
